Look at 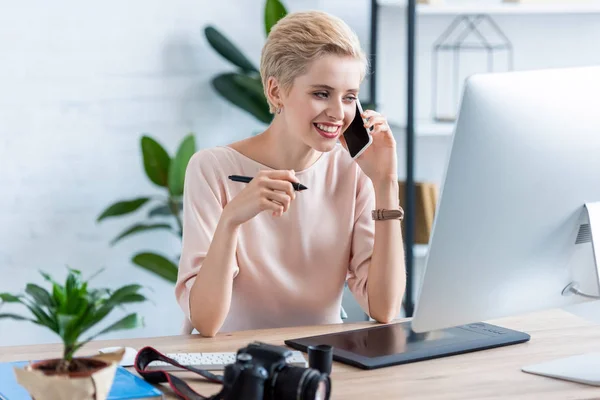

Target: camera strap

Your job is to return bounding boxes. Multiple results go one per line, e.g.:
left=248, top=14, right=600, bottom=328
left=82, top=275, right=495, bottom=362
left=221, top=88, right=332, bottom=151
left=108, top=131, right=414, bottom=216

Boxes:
left=133, top=346, right=225, bottom=400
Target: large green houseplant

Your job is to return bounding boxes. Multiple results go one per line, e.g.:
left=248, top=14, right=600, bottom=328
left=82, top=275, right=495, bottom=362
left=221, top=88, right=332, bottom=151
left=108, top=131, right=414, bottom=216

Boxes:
left=97, top=134, right=196, bottom=283
left=0, top=268, right=147, bottom=399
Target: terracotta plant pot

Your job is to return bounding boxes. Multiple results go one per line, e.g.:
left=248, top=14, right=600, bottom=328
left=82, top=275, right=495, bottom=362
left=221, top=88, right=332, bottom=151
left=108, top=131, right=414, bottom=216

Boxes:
left=13, top=350, right=124, bottom=400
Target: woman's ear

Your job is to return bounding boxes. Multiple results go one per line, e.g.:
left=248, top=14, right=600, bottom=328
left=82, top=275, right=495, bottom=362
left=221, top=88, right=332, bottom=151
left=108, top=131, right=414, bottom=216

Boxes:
left=266, top=76, right=283, bottom=110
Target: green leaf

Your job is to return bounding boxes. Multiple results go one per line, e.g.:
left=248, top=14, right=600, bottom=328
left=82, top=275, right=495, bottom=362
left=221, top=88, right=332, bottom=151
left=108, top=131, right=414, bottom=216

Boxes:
left=67, top=267, right=81, bottom=276
left=265, top=0, right=288, bottom=36
left=141, top=136, right=171, bottom=188
left=80, top=284, right=144, bottom=333
left=168, top=134, right=196, bottom=196
left=40, top=271, right=58, bottom=286
left=66, top=303, right=94, bottom=340
left=0, top=313, right=33, bottom=322
left=212, top=73, right=272, bottom=124
left=80, top=304, right=112, bottom=334
left=25, top=284, right=54, bottom=308
left=64, top=271, right=85, bottom=315
left=0, top=293, right=22, bottom=303
left=106, top=284, right=143, bottom=306
left=232, top=74, right=265, bottom=100
left=93, top=313, right=144, bottom=339
left=61, top=300, right=92, bottom=346
left=52, top=283, right=67, bottom=311
left=132, top=252, right=178, bottom=283
left=110, top=223, right=173, bottom=246
left=204, top=26, right=258, bottom=73
left=65, top=269, right=81, bottom=295
left=21, top=298, right=59, bottom=332
left=114, top=293, right=147, bottom=304
left=97, top=198, right=150, bottom=222
left=57, top=313, right=76, bottom=338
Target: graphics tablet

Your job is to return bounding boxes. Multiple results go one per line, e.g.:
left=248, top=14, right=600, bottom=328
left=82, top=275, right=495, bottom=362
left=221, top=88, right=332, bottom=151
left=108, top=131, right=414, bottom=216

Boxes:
left=284, top=321, right=530, bottom=370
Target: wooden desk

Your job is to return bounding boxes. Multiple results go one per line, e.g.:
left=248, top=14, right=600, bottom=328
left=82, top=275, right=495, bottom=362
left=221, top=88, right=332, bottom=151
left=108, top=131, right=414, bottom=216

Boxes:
left=2, top=309, right=600, bottom=399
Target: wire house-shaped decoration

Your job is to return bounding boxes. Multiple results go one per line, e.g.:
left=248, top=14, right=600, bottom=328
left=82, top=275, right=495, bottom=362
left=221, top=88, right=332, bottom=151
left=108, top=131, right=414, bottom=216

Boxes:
left=431, top=14, right=514, bottom=122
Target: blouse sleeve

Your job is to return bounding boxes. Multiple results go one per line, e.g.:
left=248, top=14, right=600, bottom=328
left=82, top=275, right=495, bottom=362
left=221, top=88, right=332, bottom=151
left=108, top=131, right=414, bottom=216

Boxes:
left=174, top=150, right=239, bottom=322
left=346, top=169, right=376, bottom=317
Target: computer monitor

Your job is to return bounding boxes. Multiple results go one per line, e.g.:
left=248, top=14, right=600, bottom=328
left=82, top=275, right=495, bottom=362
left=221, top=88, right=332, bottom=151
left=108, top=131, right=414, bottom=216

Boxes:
left=285, top=66, right=600, bottom=371
left=411, top=66, right=600, bottom=333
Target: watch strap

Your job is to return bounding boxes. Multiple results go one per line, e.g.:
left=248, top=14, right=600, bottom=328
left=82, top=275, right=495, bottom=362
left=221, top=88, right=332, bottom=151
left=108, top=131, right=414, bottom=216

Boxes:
left=372, top=208, right=405, bottom=221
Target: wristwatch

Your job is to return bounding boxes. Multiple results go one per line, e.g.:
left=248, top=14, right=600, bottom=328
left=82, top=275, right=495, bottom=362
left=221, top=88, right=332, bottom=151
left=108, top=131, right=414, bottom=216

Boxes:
left=372, top=208, right=405, bottom=221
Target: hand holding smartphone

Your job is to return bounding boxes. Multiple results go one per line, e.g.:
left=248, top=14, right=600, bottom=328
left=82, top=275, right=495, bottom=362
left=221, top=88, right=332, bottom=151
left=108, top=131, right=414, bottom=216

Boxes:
left=342, top=99, right=373, bottom=159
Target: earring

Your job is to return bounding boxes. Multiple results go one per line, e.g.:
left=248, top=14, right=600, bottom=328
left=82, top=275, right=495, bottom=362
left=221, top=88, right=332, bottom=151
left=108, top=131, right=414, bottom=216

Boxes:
left=276, top=105, right=282, bottom=114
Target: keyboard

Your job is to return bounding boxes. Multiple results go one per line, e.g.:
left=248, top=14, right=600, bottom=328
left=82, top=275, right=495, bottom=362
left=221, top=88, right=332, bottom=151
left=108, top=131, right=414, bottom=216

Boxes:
left=145, top=351, right=308, bottom=371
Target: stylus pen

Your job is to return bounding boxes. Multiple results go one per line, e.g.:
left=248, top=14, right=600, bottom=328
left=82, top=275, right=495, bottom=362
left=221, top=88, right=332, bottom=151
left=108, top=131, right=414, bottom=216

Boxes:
left=228, top=175, right=308, bottom=191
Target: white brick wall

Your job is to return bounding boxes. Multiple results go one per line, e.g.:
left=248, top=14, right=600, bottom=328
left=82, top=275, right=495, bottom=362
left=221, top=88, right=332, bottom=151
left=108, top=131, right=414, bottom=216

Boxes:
left=1, top=0, right=599, bottom=347
left=0, top=0, right=276, bottom=346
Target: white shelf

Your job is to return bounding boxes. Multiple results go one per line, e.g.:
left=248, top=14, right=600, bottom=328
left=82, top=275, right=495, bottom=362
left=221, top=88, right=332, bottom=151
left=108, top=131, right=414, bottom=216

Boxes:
left=378, top=1, right=600, bottom=15
left=391, top=120, right=455, bottom=137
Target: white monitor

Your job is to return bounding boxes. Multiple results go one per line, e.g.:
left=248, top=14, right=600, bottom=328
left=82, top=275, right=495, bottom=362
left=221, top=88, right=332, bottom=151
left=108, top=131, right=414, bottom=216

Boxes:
left=411, top=66, right=600, bottom=334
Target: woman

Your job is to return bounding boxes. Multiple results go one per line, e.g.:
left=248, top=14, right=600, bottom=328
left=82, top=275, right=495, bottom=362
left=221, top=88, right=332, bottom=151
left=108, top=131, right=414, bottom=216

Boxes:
left=175, top=10, right=406, bottom=337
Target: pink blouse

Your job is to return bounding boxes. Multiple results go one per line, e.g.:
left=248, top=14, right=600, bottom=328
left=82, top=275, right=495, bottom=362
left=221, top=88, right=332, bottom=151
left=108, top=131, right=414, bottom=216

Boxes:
left=175, top=144, right=375, bottom=334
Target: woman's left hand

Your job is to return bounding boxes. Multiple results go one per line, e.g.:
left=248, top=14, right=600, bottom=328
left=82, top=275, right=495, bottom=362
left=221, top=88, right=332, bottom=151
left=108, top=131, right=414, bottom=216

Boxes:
left=345, top=109, right=398, bottom=184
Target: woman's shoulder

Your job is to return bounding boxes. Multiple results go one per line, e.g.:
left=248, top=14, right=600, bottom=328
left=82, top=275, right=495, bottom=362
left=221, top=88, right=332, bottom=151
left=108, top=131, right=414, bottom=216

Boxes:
left=185, top=146, right=247, bottom=200
left=190, top=145, right=233, bottom=161
left=188, top=146, right=243, bottom=172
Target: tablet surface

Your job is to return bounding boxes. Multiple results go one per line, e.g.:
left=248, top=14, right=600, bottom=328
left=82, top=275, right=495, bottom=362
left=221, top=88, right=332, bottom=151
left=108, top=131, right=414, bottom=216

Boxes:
left=284, top=321, right=530, bottom=370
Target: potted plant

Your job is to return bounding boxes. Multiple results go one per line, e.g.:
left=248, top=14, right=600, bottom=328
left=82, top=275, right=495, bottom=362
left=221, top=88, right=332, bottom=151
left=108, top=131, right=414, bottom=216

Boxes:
left=0, top=268, right=147, bottom=400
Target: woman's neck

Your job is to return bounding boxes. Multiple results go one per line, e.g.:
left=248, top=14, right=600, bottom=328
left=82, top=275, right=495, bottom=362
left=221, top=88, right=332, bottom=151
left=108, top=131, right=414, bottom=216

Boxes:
left=250, top=119, right=323, bottom=172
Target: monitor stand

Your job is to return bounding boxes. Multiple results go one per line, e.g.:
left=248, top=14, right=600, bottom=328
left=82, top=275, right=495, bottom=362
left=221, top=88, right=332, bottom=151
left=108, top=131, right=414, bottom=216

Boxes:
left=522, top=202, right=600, bottom=386
left=561, top=202, right=600, bottom=300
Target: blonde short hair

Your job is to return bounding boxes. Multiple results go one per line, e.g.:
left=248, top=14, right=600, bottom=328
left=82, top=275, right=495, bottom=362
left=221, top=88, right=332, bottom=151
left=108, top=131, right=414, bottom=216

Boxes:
left=260, top=10, right=369, bottom=114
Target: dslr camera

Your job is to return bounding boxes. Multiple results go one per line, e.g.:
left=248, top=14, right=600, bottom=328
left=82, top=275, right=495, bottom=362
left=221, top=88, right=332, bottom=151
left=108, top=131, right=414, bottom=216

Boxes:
left=220, top=342, right=331, bottom=400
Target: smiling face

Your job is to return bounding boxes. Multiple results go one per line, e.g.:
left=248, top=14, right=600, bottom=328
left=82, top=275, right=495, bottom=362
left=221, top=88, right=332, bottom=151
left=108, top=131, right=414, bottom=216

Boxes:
left=278, top=54, right=364, bottom=153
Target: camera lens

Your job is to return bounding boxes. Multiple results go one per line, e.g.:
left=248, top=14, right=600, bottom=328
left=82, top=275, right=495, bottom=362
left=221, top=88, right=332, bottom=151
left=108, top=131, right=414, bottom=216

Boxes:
left=268, top=365, right=331, bottom=400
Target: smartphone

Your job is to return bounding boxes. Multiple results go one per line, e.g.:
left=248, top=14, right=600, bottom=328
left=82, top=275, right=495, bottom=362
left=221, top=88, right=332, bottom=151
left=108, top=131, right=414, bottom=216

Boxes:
left=343, top=99, right=373, bottom=159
